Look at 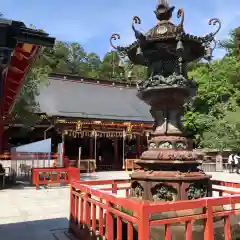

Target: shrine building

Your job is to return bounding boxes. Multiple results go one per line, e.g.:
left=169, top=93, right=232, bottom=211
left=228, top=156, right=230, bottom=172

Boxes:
left=5, top=73, right=154, bottom=170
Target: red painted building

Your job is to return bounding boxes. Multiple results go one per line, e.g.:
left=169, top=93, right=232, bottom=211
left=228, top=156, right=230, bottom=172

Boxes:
left=0, top=17, right=55, bottom=152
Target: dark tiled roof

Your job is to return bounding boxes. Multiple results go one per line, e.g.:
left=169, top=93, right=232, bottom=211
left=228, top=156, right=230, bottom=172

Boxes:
left=36, top=77, right=153, bottom=122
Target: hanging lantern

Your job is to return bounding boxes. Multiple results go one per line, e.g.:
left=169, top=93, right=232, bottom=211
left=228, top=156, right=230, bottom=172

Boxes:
left=127, top=70, right=133, bottom=79
left=176, top=40, right=184, bottom=53
left=136, top=46, right=143, bottom=56
left=118, top=59, right=124, bottom=67
left=204, top=46, right=213, bottom=61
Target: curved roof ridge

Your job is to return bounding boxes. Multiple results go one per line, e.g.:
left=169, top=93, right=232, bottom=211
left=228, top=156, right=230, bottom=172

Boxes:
left=49, top=72, right=136, bottom=89
left=49, top=76, right=134, bottom=90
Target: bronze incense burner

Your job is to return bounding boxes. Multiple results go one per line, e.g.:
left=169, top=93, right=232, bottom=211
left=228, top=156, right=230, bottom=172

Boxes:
left=110, top=0, right=221, bottom=203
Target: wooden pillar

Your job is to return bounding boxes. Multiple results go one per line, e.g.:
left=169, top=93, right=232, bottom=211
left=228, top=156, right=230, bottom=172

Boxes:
left=89, top=137, right=93, bottom=159
left=0, top=122, right=5, bottom=153
left=137, top=135, right=141, bottom=158
left=3, top=130, right=9, bottom=152
left=61, top=132, right=65, bottom=166
left=114, top=138, right=118, bottom=164
left=146, top=132, right=150, bottom=147
left=122, top=131, right=126, bottom=169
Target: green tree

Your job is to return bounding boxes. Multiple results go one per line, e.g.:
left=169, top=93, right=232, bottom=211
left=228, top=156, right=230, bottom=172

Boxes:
left=66, top=42, right=87, bottom=75
left=128, top=65, right=147, bottom=83
left=12, top=47, right=52, bottom=128
left=41, top=41, right=70, bottom=73
left=184, top=31, right=240, bottom=150
left=218, top=29, right=237, bottom=57
left=85, top=52, right=101, bottom=78
left=99, top=51, right=125, bottom=80
left=200, top=109, right=240, bottom=150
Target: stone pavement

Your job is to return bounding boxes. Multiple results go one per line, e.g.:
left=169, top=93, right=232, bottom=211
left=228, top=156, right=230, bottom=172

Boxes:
left=0, top=186, right=71, bottom=239
left=1, top=171, right=240, bottom=239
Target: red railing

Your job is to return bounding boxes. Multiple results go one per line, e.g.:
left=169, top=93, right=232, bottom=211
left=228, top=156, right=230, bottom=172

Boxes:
left=32, top=167, right=80, bottom=190
left=212, top=180, right=240, bottom=189
left=69, top=179, right=240, bottom=240
left=0, top=152, right=59, bottom=160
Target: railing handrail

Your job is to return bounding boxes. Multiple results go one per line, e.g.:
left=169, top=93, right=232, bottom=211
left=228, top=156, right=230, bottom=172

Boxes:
left=70, top=178, right=240, bottom=240
left=32, top=167, right=80, bottom=189
left=0, top=152, right=60, bottom=160
left=32, top=167, right=69, bottom=173
left=72, top=184, right=140, bottom=211
left=73, top=179, right=129, bottom=186
left=72, top=179, right=240, bottom=213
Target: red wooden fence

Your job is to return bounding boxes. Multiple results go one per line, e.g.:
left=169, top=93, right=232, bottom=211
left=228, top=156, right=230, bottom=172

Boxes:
left=32, top=167, right=80, bottom=189
left=69, top=179, right=240, bottom=240
left=0, top=152, right=59, bottom=160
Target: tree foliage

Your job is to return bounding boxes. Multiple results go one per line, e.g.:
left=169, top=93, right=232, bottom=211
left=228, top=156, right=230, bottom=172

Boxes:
left=13, top=23, right=240, bottom=150
left=184, top=28, right=240, bottom=150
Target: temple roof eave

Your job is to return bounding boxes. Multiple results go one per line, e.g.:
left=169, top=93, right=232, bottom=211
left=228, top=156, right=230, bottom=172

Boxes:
left=36, top=77, right=154, bottom=123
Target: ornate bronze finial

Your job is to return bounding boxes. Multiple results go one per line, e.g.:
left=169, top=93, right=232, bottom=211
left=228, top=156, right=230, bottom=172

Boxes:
left=132, top=16, right=146, bottom=41
left=154, top=0, right=175, bottom=21
left=110, top=34, right=121, bottom=50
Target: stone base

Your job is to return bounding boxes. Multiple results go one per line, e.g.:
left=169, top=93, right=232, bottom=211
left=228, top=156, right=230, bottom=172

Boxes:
left=130, top=170, right=211, bottom=201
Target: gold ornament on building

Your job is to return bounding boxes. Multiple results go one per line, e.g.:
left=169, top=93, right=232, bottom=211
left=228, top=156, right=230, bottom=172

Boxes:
left=126, top=123, right=132, bottom=136
left=76, top=120, right=82, bottom=131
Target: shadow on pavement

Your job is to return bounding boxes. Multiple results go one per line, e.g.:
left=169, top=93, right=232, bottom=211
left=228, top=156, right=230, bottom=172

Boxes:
left=0, top=217, right=72, bottom=240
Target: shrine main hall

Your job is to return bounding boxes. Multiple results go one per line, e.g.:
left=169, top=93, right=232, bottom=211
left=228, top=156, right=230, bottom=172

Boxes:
left=4, top=73, right=154, bottom=171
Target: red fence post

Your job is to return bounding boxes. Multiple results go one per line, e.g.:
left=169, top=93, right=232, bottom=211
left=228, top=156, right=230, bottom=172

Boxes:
left=84, top=193, right=91, bottom=227
left=105, top=200, right=114, bottom=240
left=204, top=200, right=214, bottom=240
left=224, top=215, right=231, bottom=240
left=185, top=221, right=193, bottom=240
left=75, top=194, right=79, bottom=225
left=69, top=184, right=76, bottom=232
left=64, top=156, right=69, bottom=168
left=32, top=168, right=39, bottom=190
left=68, top=167, right=80, bottom=184
left=138, top=202, right=150, bottom=240
left=112, top=181, right=118, bottom=194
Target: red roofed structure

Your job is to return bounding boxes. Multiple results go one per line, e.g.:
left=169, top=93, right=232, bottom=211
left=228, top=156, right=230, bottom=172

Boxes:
left=0, top=17, right=55, bottom=152
left=1, top=43, right=40, bottom=117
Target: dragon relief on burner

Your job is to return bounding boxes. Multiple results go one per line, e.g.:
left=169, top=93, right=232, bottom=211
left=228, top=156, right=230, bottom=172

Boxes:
left=151, top=183, right=178, bottom=202
left=131, top=181, right=144, bottom=199
left=187, top=182, right=208, bottom=200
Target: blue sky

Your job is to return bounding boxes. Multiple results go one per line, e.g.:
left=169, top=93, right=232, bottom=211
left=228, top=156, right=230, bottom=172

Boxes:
left=2, top=0, right=240, bottom=59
